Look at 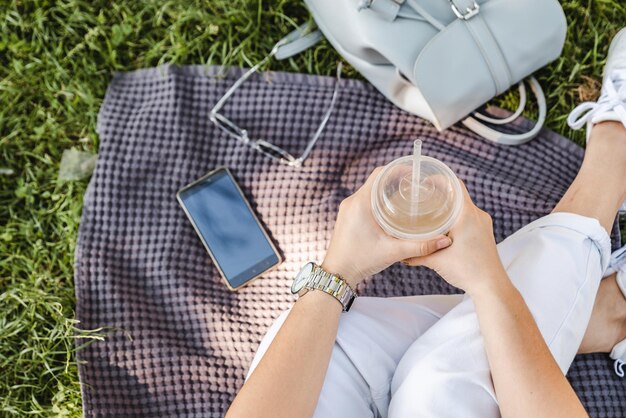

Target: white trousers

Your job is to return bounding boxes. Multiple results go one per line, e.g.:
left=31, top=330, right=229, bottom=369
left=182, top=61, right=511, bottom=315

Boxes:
left=247, top=213, right=612, bottom=417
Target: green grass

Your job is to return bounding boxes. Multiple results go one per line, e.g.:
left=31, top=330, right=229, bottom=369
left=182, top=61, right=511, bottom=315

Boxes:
left=0, top=0, right=625, bottom=415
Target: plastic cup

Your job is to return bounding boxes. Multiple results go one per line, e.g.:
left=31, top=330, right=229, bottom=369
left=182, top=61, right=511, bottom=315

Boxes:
left=371, top=155, right=463, bottom=240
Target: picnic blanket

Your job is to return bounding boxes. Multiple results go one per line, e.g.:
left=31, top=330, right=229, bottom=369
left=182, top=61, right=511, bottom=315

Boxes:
left=75, top=65, right=625, bottom=417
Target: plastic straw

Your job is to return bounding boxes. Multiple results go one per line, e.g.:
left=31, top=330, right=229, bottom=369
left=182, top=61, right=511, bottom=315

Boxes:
left=411, top=139, right=422, bottom=215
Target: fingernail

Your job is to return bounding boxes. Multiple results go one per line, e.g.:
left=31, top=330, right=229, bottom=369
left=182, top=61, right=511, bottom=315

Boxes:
left=436, top=237, right=451, bottom=249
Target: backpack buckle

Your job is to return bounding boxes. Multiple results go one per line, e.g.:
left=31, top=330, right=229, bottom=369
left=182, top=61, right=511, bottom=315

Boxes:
left=450, top=1, right=480, bottom=20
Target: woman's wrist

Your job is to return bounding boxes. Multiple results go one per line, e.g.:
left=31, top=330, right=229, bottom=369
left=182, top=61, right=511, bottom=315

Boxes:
left=321, top=255, right=362, bottom=289
left=466, top=263, right=514, bottom=301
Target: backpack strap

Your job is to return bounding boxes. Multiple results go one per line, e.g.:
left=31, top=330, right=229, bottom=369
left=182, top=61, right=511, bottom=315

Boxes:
left=405, top=0, right=445, bottom=30
left=462, top=77, right=547, bottom=145
left=473, top=83, right=527, bottom=125
left=359, top=0, right=404, bottom=22
left=274, top=23, right=324, bottom=60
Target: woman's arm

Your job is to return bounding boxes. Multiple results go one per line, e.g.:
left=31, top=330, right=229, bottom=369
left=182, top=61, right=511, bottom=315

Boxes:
left=226, top=289, right=342, bottom=418
left=226, top=168, right=452, bottom=418
left=470, top=264, right=588, bottom=418
left=406, top=184, right=588, bottom=418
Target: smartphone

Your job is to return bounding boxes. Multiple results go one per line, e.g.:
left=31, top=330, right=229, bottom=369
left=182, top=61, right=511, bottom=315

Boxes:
left=176, top=167, right=282, bottom=290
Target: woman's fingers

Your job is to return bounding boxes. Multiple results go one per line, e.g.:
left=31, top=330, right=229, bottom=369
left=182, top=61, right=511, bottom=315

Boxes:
left=398, top=181, right=471, bottom=266
left=401, top=255, right=430, bottom=266
left=395, top=235, right=451, bottom=261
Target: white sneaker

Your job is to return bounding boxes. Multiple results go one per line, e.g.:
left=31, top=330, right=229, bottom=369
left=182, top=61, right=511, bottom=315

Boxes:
left=605, top=244, right=626, bottom=377
left=568, top=28, right=626, bottom=140
left=568, top=27, right=626, bottom=214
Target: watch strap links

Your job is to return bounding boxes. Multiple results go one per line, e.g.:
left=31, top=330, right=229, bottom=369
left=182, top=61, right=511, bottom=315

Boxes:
left=306, top=264, right=357, bottom=311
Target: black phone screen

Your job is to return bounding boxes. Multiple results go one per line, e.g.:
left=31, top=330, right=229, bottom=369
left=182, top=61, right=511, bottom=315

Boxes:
left=178, top=169, right=280, bottom=289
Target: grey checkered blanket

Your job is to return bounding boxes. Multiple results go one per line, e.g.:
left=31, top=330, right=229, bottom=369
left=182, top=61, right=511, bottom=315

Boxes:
left=75, top=65, right=625, bottom=417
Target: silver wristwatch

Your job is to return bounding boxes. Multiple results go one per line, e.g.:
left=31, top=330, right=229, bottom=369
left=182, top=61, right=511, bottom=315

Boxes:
left=291, top=262, right=357, bottom=311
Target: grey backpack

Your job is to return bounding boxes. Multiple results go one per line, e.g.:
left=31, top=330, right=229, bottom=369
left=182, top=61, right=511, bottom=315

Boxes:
left=297, top=0, right=567, bottom=145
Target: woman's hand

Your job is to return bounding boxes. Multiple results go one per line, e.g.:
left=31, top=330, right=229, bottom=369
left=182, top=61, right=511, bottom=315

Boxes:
left=403, top=182, right=507, bottom=296
left=227, top=166, right=451, bottom=418
left=322, top=167, right=452, bottom=288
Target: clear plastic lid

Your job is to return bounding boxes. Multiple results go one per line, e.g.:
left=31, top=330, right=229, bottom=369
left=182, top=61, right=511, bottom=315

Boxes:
left=371, top=156, right=463, bottom=240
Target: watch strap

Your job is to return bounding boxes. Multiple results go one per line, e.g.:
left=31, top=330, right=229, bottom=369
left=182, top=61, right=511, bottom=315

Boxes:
left=306, top=264, right=357, bottom=311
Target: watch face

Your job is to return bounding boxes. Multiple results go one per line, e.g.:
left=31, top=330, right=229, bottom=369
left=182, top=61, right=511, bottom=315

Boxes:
left=291, top=262, right=314, bottom=294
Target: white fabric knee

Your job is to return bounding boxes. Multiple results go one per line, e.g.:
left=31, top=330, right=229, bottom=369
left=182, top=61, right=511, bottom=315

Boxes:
left=389, top=213, right=611, bottom=418
left=246, top=295, right=464, bottom=418
left=247, top=213, right=611, bottom=418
